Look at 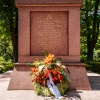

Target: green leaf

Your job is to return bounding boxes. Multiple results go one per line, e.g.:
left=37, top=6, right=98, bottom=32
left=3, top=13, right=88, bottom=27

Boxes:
left=56, top=58, right=61, bottom=61
left=44, top=50, right=49, bottom=56
left=67, top=68, right=70, bottom=74
left=29, top=72, right=33, bottom=76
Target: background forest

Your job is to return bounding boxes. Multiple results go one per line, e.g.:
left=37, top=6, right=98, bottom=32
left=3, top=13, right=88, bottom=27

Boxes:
left=0, top=0, right=100, bottom=73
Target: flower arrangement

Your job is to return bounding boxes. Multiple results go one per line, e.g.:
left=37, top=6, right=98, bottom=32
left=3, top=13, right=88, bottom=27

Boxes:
left=28, top=52, right=70, bottom=98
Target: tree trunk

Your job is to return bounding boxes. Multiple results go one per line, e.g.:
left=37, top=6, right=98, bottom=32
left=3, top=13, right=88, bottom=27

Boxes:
left=86, top=0, right=99, bottom=61
left=9, top=11, right=18, bottom=63
left=87, top=39, right=94, bottom=61
left=12, top=33, right=18, bottom=63
left=87, top=47, right=93, bottom=61
left=12, top=16, right=18, bottom=63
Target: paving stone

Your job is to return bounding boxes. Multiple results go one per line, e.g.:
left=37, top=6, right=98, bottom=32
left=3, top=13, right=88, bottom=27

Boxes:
left=0, top=70, right=100, bottom=100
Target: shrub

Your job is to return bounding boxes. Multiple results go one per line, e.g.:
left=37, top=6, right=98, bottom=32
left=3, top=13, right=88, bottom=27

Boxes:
left=0, top=57, right=13, bottom=74
left=85, top=61, right=100, bottom=74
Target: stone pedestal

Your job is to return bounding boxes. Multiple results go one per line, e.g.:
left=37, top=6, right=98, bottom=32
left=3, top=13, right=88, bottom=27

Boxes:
left=8, top=63, right=91, bottom=90
left=8, top=0, right=91, bottom=90
left=8, top=64, right=33, bottom=90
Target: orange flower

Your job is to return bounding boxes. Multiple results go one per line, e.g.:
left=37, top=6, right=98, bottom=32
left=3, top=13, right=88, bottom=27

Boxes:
left=56, top=66, right=61, bottom=70
left=33, top=76, right=39, bottom=82
left=58, top=74, right=63, bottom=82
left=44, top=53, right=55, bottom=64
left=42, top=80, right=46, bottom=85
left=45, top=69, right=51, bottom=76
left=31, top=67, right=35, bottom=71
left=31, top=67, right=38, bottom=73
left=35, top=68, right=38, bottom=72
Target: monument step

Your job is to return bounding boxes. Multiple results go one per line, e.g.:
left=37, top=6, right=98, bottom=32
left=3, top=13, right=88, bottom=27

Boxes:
left=8, top=63, right=91, bottom=90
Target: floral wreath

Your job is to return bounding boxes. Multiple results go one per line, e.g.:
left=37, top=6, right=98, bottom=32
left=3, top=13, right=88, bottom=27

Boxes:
left=28, top=51, right=70, bottom=99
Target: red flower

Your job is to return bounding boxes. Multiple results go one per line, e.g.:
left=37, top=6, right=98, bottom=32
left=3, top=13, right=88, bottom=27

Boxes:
left=52, top=76, right=58, bottom=82
left=51, top=70, right=58, bottom=75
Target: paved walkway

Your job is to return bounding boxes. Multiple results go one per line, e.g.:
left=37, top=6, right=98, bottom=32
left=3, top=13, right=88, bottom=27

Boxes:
left=0, top=70, right=100, bottom=100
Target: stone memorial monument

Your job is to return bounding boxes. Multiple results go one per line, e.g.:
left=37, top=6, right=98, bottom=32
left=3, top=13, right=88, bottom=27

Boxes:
left=8, top=0, right=91, bottom=90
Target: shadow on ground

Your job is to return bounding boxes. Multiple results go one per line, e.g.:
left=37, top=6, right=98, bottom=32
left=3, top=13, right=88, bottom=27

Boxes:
left=44, top=90, right=82, bottom=100
left=64, top=90, right=82, bottom=100
left=88, top=76, right=100, bottom=90
left=87, top=70, right=100, bottom=90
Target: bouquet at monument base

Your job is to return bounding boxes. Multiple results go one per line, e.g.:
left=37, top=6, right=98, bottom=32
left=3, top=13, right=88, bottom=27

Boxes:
left=28, top=52, right=70, bottom=99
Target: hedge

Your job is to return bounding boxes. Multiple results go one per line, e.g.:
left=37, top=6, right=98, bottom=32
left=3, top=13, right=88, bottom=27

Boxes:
left=85, top=61, right=100, bottom=74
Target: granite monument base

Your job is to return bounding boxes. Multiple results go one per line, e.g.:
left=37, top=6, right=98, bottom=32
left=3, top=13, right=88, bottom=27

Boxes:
left=8, top=64, right=33, bottom=90
left=8, top=63, right=91, bottom=90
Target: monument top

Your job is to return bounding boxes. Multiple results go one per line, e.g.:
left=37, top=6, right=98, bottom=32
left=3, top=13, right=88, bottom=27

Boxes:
left=15, top=0, right=83, bottom=6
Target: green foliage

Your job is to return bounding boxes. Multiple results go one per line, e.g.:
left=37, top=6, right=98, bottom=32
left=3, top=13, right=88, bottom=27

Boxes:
left=80, top=36, right=87, bottom=62
left=33, top=80, right=68, bottom=96
left=0, top=57, right=13, bottom=73
left=86, top=61, right=100, bottom=74
left=56, top=81, right=69, bottom=95
left=44, top=50, right=49, bottom=56
left=33, top=82, right=52, bottom=96
left=0, top=34, right=13, bottom=60
left=0, top=0, right=18, bottom=62
left=81, top=0, right=100, bottom=61
left=0, top=0, right=99, bottom=62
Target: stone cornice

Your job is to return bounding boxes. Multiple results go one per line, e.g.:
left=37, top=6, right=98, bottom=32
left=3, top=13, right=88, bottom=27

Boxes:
left=15, top=0, right=83, bottom=6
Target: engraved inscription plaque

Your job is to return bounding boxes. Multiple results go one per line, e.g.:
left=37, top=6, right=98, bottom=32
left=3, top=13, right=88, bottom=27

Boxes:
left=31, top=12, right=68, bottom=56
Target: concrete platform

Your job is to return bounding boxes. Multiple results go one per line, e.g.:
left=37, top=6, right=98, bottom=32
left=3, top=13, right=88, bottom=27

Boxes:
left=0, top=70, right=100, bottom=100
